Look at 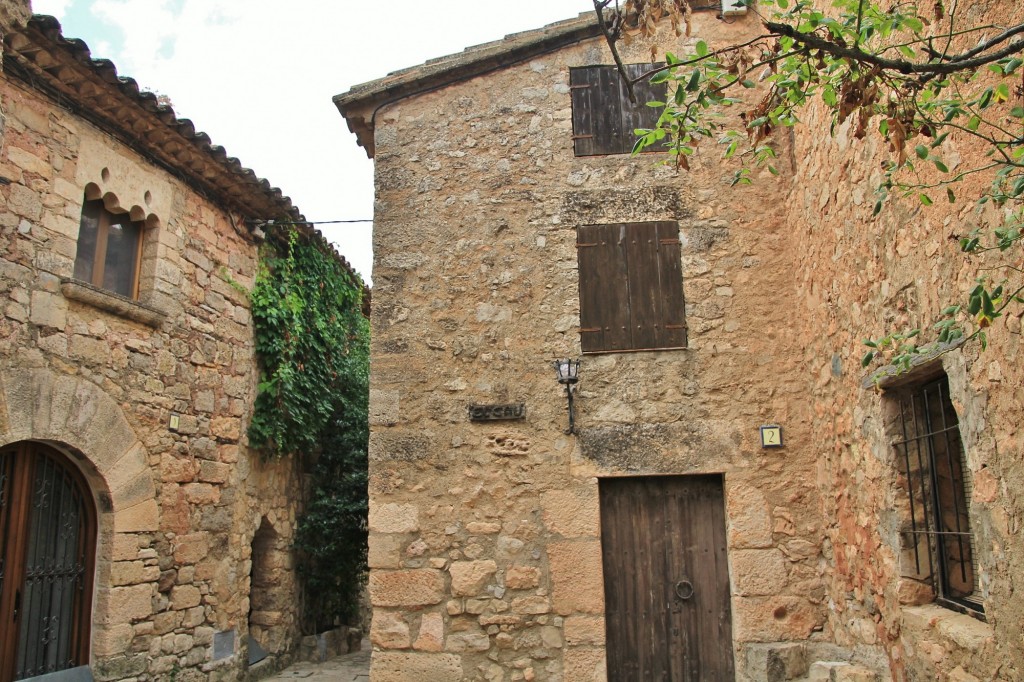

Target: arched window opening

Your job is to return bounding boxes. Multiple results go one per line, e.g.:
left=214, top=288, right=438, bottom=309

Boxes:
left=248, top=517, right=290, bottom=665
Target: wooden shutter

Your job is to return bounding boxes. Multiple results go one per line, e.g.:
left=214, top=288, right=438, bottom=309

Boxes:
left=570, top=65, right=667, bottom=156
left=578, top=224, right=631, bottom=352
left=577, top=222, right=686, bottom=353
left=621, top=63, right=667, bottom=153
left=652, top=221, right=687, bottom=349
left=570, top=67, right=602, bottom=156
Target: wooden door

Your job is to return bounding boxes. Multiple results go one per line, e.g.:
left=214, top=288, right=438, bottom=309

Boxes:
left=0, top=443, right=96, bottom=682
left=600, top=475, right=735, bottom=681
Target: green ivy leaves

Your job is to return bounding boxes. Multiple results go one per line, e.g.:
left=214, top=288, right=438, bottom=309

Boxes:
left=249, top=224, right=370, bottom=627
left=249, top=227, right=366, bottom=457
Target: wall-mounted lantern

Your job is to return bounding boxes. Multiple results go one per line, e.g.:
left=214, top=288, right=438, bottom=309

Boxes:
left=552, top=358, right=580, bottom=435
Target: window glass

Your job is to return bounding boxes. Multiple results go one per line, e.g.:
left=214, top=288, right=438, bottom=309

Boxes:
left=73, top=199, right=142, bottom=299
left=893, top=376, right=981, bottom=613
left=103, top=215, right=140, bottom=298
left=73, top=201, right=101, bottom=283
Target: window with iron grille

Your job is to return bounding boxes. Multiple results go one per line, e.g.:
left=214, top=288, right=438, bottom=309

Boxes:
left=576, top=221, right=686, bottom=353
left=892, top=375, right=983, bottom=615
left=569, top=64, right=668, bottom=156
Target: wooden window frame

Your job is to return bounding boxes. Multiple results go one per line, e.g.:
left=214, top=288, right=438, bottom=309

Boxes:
left=576, top=221, right=687, bottom=354
left=569, top=63, right=668, bottom=157
left=74, top=199, right=145, bottom=300
left=891, top=375, right=983, bottom=616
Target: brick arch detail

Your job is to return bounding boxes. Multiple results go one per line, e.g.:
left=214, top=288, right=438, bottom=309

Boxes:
left=0, top=367, right=158, bottom=532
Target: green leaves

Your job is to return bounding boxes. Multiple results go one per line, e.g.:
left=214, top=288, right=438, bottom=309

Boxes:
left=861, top=329, right=921, bottom=370
left=249, top=224, right=370, bottom=628
left=249, top=225, right=368, bottom=459
left=686, top=69, right=702, bottom=92
left=618, top=0, right=1023, bottom=365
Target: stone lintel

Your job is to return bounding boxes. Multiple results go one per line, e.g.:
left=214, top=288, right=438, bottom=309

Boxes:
left=861, top=339, right=964, bottom=390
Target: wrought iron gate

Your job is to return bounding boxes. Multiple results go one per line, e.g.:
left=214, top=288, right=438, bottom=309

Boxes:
left=0, top=442, right=95, bottom=682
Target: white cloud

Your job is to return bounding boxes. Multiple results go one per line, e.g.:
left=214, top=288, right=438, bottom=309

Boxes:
left=51, top=0, right=596, bottom=281
left=31, top=0, right=73, bottom=19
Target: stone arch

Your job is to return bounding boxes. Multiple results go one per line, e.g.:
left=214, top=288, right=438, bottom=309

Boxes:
left=0, top=367, right=157, bottom=532
left=248, top=516, right=293, bottom=659
left=83, top=182, right=161, bottom=230
left=0, top=367, right=158, bottom=668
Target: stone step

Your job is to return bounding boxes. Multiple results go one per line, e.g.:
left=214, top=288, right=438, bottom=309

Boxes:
left=744, top=642, right=890, bottom=681
left=803, top=661, right=881, bottom=682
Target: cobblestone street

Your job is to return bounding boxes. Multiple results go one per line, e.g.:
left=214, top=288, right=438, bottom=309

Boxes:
left=264, top=644, right=370, bottom=682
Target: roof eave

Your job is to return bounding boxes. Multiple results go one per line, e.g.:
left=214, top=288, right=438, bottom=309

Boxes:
left=334, top=14, right=604, bottom=159
left=4, top=14, right=304, bottom=224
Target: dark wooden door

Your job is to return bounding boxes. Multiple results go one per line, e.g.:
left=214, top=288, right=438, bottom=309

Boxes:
left=600, top=475, right=735, bottom=681
left=0, top=443, right=96, bottom=682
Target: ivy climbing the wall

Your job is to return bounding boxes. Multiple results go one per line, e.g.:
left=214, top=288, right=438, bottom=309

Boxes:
left=249, top=224, right=369, bottom=630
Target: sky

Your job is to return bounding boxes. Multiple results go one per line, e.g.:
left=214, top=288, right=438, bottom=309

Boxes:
left=30, top=0, right=598, bottom=283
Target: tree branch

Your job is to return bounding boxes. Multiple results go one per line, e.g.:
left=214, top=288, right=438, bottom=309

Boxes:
left=764, top=20, right=1024, bottom=74
left=951, top=20, right=1024, bottom=63
left=592, top=0, right=637, bottom=103
left=629, top=35, right=777, bottom=84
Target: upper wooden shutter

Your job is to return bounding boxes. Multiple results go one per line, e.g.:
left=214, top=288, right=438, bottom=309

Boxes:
left=570, top=64, right=667, bottom=156
left=577, top=221, right=686, bottom=353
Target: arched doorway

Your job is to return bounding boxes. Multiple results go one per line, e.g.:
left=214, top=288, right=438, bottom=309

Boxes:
left=0, top=442, right=96, bottom=681
left=248, top=517, right=283, bottom=664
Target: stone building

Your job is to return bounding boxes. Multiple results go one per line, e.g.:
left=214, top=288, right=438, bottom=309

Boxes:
left=0, top=6, right=329, bottom=681
left=336, top=3, right=1023, bottom=681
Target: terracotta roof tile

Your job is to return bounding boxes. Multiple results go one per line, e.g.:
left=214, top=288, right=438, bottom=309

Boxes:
left=5, top=14, right=304, bottom=224
left=334, top=12, right=603, bottom=158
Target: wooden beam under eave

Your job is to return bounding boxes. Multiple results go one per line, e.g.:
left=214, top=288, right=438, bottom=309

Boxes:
left=49, top=65, right=82, bottom=86
left=31, top=49, right=58, bottom=70
left=5, top=34, right=34, bottom=52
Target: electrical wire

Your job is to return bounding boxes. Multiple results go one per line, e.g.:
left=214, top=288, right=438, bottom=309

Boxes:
left=250, top=219, right=373, bottom=226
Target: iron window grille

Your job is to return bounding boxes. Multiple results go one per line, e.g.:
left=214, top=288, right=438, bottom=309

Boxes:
left=892, top=376, right=983, bottom=615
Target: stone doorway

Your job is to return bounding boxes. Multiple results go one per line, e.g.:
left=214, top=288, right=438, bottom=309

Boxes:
left=599, top=474, right=736, bottom=681
left=0, top=441, right=96, bottom=682
left=248, top=517, right=291, bottom=663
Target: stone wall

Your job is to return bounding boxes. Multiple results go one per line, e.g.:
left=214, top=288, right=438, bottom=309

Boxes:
left=785, top=0, right=1024, bottom=678
left=365, top=12, right=831, bottom=682
left=0, top=63, right=303, bottom=679
left=0, top=0, right=29, bottom=39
